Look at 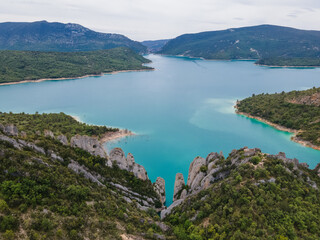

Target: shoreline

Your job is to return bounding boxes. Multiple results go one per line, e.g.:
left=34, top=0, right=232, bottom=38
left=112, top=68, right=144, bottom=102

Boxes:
left=0, top=68, right=154, bottom=87
left=255, top=63, right=320, bottom=68
left=234, top=104, right=320, bottom=151
left=70, top=115, right=135, bottom=144
left=100, top=129, right=135, bottom=144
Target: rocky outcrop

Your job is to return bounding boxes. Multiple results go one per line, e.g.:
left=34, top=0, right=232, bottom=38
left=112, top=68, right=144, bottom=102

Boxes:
left=173, top=173, right=185, bottom=202
left=109, top=148, right=128, bottom=170
left=153, top=177, right=166, bottom=205
left=161, top=199, right=184, bottom=220
left=44, top=130, right=54, bottom=138
left=57, top=135, right=68, bottom=145
left=2, top=124, right=19, bottom=136
left=287, top=92, right=320, bottom=107
left=70, top=135, right=107, bottom=158
left=109, top=148, right=148, bottom=181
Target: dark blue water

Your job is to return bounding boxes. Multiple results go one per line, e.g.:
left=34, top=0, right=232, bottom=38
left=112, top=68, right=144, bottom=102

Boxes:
left=0, top=54, right=320, bottom=205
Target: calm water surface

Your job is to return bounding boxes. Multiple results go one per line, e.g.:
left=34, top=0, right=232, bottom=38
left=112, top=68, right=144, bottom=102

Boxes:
left=1, top=55, right=320, bottom=205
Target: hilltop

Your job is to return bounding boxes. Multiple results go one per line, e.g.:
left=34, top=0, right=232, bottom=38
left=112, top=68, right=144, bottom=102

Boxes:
left=0, top=21, right=146, bottom=53
left=159, top=25, right=320, bottom=66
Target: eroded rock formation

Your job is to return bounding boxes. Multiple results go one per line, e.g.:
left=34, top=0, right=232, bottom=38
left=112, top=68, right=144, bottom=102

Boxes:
left=173, top=173, right=185, bottom=202
left=70, top=135, right=107, bottom=158
left=154, top=177, right=166, bottom=205
left=109, top=148, right=148, bottom=181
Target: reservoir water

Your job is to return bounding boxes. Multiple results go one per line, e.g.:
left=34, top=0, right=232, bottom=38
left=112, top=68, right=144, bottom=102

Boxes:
left=0, top=54, right=320, bottom=205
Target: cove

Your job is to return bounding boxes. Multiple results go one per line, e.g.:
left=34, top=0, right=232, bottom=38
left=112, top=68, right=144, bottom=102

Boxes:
left=0, top=54, right=320, bottom=205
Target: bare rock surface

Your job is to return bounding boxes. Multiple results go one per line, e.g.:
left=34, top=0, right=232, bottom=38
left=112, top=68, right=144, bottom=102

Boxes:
left=173, top=173, right=185, bottom=202
left=70, top=135, right=106, bottom=158
left=109, top=148, right=148, bottom=180
left=154, top=177, right=166, bottom=205
left=57, top=135, right=68, bottom=145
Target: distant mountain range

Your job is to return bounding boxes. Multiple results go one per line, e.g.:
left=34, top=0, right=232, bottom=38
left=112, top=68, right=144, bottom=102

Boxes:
left=159, top=25, right=320, bottom=64
left=0, top=21, right=146, bottom=53
left=141, top=39, right=170, bottom=53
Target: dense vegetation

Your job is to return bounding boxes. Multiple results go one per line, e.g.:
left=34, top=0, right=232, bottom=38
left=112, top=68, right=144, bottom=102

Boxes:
left=165, top=149, right=320, bottom=239
left=0, top=112, right=116, bottom=140
left=0, top=21, right=146, bottom=53
left=257, top=57, right=320, bottom=67
left=0, top=47, right=152, bottom=84
left=0, top=113, right=168, bottom=239
left=159, top=25, right=320, bottom=66
left=237, top=87, right=320, bottom=146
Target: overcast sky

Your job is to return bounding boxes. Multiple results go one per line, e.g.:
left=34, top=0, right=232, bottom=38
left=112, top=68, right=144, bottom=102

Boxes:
left=1, top=0, right=320, bottom=41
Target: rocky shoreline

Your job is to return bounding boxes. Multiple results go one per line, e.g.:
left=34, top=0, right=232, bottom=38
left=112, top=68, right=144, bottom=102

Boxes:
left=0, top=69, right=154, bottom=87
left=100, top=129, right=135, bottom=144
left=234, top=103, right=320, bottom=151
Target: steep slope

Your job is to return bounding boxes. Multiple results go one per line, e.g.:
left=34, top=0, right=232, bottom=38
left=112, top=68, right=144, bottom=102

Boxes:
left=236, top=87, right=320, bottom=149
left=0, top=21, right=146, bottom=53
left=0, top=47, right=152, bottom=84
left=0, top=112, right=171, bottom=239
left=163, top=147, right=320, bottom=239
left=159, top=25, right=320, bottom=65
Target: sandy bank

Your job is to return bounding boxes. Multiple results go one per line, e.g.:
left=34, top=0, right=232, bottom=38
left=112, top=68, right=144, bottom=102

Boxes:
left=100, top=129, right=135, bottom=143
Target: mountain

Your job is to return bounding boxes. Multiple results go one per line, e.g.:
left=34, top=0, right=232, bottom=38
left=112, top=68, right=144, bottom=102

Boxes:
left=0, top=21, right=147, bottom=53
left=141, top=39, right=170, bottom=53
left=236, top=87, right=320, bottom=149
left=0, top=112, right=171, bottom=239
left=0, top=47, right=152, bottom=84
left=159, top=25, right=320, bottom=64
left=163, top=147, right=320, bottom=239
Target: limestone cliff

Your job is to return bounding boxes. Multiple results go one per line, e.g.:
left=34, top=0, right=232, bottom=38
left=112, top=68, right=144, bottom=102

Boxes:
left=70, top=135, right=107, bottom=158
left=109, top=148, right=148, bottom=181
left=153, top=177, right=166, bottom=205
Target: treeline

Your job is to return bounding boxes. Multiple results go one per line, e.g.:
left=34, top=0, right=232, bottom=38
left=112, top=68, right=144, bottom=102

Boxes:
left=256, top=57, right=320, bottom=67
left=0, top=112, right=116, bottom=140
left=237, top=87, right=320, bottom=146
left=0, top=47, right=152, bottom=84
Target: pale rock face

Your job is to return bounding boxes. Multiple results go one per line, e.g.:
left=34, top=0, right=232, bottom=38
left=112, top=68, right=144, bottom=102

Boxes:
left=316, top=163, right=320, bottom=177
left=180, top=189, right=187, bottom=200
left=187, top=156, right=206, bottom=187
left=44, top=130, right=54, bottom=138
left=57, top=135, right=68, bottom=145
left=108, top=148, right=148, bottom=181
left=109, top=148, right=128, bottom=170
left=126, top=153, right=135, bottom=170
left=173, top=173, right=185, bottom=202
left=132, top=163, right=148, bottom=181
left=154, top=177, right=166, bottom=205
left=3, top=124, right=19, bottom=136
left=70, top=135, right=106, bottom=158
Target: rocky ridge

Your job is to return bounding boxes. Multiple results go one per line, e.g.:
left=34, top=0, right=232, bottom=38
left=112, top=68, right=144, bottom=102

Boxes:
left=161, top=147, right=319, bottom=219
left=0, top=124, right=166, bottom=211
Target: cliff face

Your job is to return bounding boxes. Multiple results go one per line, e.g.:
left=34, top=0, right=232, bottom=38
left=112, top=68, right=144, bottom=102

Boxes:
left=109, top=148, right=148, bottom=181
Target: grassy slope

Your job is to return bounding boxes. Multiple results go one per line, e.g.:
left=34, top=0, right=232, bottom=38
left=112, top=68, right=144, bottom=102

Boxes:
left=237, top=87, right=320, bottom=146
left=0, top=47, right=152, bottom=84
left=165, top=149, right=320, bottom=240
left=0, top=113, right=168, bottom=239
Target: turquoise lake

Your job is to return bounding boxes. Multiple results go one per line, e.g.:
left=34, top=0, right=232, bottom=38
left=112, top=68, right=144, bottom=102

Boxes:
left=1, top=54, right=320, bottom=205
